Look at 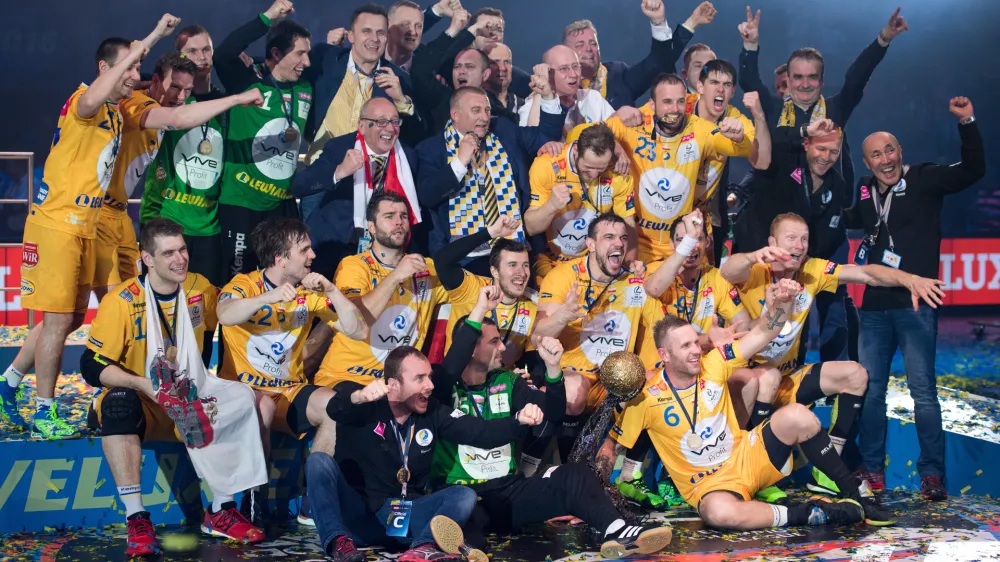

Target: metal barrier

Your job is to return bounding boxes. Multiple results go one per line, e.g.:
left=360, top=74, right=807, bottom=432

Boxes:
left=0, top=152, right=35, bottom=327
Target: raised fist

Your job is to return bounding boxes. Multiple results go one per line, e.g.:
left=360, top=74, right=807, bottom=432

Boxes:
left=336, top=149, right=365, bottom=180
left=949, top=96, right=974, bottom=120
left=327, top=27, right=346, bottom=46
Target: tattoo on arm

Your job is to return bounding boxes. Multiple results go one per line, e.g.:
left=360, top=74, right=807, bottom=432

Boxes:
left=765, top=308, right=786, bottom=330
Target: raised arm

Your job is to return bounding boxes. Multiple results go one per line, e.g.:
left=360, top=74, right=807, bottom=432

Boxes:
left=838, top=264, right=944, bottom=311
left=720, top=245, right=791, bottom=286
left=534, top=280, right=586, bottom=338
left=743, top=92, right=771, bottom=170
left=619, top=0, right=674, bottom=102
left=924, top=98, right=986, bottom=195
left=216, top=1, right=294, bottom=93
left=141, top=89, right=263, bottom=130
left=837, top=8, right=906, bottom=124
left=292, top=143, right=361, bottom=198
left=644, top=211, right=704, bottom=297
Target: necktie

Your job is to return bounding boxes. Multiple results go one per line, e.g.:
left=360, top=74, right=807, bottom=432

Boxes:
left=478, top=151, right=499, bottom=226
left=371, top=155, right=387, bottom=192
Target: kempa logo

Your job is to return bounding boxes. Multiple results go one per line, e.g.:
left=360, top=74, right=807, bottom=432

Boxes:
left=232, top=233, right=246, bottom=275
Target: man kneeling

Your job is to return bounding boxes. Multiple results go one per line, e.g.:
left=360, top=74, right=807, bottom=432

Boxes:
left=311, top=346, right=545, bottom=562
left=81, top=219, right=264, bottom=556
left=601, top=279, right=894, bottom=530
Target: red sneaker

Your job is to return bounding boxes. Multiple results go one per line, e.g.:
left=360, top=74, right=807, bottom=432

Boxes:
left=126, top=511, right=161, bottom=556
left=397, top=543, right=462, bottom=561
left=854, top=469, right=885, bottom=492
left=921, top=475, right=947, bottom=501
left=201, top=502, right=265, bottom=543
left=330, top=535, right=365, bottom=562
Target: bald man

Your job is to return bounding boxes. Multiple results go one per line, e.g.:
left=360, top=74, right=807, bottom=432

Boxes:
left=845, top=97, right=984, bottom=502
left=518, top=45, right=615, bottom=136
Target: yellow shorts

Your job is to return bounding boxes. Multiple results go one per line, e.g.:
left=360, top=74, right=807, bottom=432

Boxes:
left=772, top=364, right=814, bottom=409
left=94, top=209, right=139, bottom=288
left=687, top=423, right=791, bottom=509
left=94, top=390, right=181, bottom=443
left=20, top=220, right=96, bottom=313
left=261, top=384, right=323, bottom=438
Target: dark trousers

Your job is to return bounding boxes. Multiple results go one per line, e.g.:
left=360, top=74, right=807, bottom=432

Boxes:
left=219, top=200, right=298, bottom=278
left=186, top=233, right=224, bottom=288
left=857, top=306, right=944, bottom=477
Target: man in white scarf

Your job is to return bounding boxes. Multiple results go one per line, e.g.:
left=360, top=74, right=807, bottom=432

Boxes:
left=81, top=219, right=268, bottom=556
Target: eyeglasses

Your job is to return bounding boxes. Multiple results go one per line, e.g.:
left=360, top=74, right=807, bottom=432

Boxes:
left=361, top=117, right=402, bottom=129
left=555, top=63, right=582, bottom=74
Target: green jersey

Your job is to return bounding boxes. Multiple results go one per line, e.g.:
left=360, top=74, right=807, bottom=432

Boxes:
left=430, top=371, right=523, bottom=489
left=140, top=90, right=226, bottom=235
left=217, top=64, right=312, bottom=211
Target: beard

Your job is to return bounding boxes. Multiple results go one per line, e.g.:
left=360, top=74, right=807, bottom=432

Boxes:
left=656, top=114, right=686, bottom=137
left=375, top=228, right=409, bottom=250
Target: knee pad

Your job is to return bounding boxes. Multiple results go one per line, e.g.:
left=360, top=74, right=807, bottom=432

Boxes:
left=100, top=387, right=146, bottom=437
left=795, top=364, right=825, bottom=405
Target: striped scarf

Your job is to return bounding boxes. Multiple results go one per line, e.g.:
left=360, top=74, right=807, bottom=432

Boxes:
left=778, top=95, right=826, bottom=128
left=581, top=64, right=608, bottom=99
left=444, top=120, right=524, bottom=257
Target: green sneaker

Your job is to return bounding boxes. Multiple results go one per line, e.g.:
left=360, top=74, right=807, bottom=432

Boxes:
left=617, top=477, right=666, bottom=509
left=31, top=404, right=80, bottom=440
left=755, top=485, right=788, bottom=504
left=656, top=476, right=687, bottom=507
left=806, top=466, right=840, bottom=496
left=0, top=379, right=26, bottom=428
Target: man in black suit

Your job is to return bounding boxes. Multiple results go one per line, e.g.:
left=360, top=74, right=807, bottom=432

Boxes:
left=416, top=83, right=564, bottom=275
left=293, top=97, right=426, bottom=278
left=383, top=0, right=455, bottom=73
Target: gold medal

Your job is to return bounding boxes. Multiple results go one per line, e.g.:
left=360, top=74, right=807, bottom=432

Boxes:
left=396, top=467, right=410, bottom=485
left=198, top=139, right=212, bottom=155
left=686, top=433, right=703, bottom=449
left=156, top=166, right=166, bottom=181
left=283, top=126, right=298, bottom=143
left=165, top=346, right=178, bottom=363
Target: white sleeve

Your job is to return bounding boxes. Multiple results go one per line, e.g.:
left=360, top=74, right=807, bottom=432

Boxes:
left=650, top=20, right=672, bottom=42
left=518, top=98, right=533, bottom=126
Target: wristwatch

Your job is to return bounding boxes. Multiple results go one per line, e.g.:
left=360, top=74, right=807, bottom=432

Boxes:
left=959, top=115, right=976, bottom=126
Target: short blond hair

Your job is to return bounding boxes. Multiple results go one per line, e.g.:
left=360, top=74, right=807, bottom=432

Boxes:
left=769, top=212, right=808, bottom=237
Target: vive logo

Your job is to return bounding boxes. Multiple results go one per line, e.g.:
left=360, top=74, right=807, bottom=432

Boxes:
left=604, top=319, right=617, bottom=333
left=572, top=218, right=587, bottom=230
left=271, top=341, right=285, bottom=355
left=393, top=314, right=407, bottom=330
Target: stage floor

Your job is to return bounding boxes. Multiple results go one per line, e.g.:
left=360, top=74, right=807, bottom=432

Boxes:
left=3, top=491, right=1000, bottom=561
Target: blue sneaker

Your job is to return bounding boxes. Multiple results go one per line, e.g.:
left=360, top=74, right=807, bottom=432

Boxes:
left=0, top=376, right=26, bottom=429
left=31, top=403, right=80, bottom=440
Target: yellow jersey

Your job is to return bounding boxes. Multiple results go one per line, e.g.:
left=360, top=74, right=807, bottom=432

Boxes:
left=538, top=256, right=666, bottom=382
left=637, top=264, right=747, bottom=368
left=736, top=259, right=840, bottom=374
left=443, top=271, right=539, bottom=367
left=316, top=251, right=450, bottom=384
left=528, top=141, right=635, bottom=262
left=603, top=114, right=753, bottom=261
left=637, top=95, right=756, bottom=225
left=105, top=90, right=164, bottom=214
left=31, top=84, right=123, bottom=239
left=86, top=273, right=218, bottom=376
left=218, top=270, right=339, bottom=394
left=611, top=343, right=747, bottom=504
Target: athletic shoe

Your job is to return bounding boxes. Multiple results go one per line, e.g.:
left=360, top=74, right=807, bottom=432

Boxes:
left=855, top=483, right=897, bottom=526
left=429, top=515, right=487, bottom=562
left=31, top=404, right=80, bottom=440
left=599, top=523, right=674, bottom=559
left=126, top=511, right=161, bottom=556
left=297, top=492, right=315, bottom=527
left=0, top=377, right=26, bottom=428
left=617, top=477, right=665, bottom=509
left=656, top=476, right=687, bottom=507
left=397, top=543, right=462, bottom=561
left=754, top=485, right=788, bottom=504
left=805, top=497, right=863, bottom=526
left=330, top=535, right=365, bottom=562
left=854, top=468, right=885, bottom=493
left=806, top=467, right=840, bottom=495
left=240, top=485, right=269, bottom=529
left=201, top=502, right=265, bottom=543
left=921, top=475, right=947, bottom=502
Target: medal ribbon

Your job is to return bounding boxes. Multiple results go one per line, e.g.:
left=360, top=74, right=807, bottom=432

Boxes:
left=390, top=420, right=415, bottom=498
left=675, top=273, right=703, bottom=324
left=662, top=370, right=699, bottom=439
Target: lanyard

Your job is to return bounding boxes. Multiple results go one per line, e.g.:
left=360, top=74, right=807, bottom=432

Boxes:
left=153, top=294, right=179, bottom=348
left=662, top=370, right=700, bottom=441
left=568, top=145, right=606, bottom=213
left=871, top=183, right=898, bottom=251
left=369, top=250, right=419, bottom=297
left=106, top=104, right=121, bottom=156
left=583, top=262, right=625, bottom=312
left=390, top=419, right=415, bottom=498
left=674, top=273, right=703, bottom=323
left=263, top=70, right=297, bottom=130
left=490, top=299, right=520, bottom=346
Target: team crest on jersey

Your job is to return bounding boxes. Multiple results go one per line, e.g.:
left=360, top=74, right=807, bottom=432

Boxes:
left=22, top=243, right=38, bottom=269
left=719, top=343, right=736, bottom=360
left=189, top=301, right=204, bottom=328
left=625, top=285, right=646, bottom=308
left=416, top=429, right=433, bottom=446
left=128, top=282, right=141, bottom=295
left=677, top=140, right=700, bottom=166
left=728, top=287, right=741, bottom=305
left=119, top=287, right=134, bottom=302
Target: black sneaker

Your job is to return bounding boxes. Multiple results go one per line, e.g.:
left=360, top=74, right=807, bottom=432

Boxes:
left=805, top=496, right=864, bottom=526
left=921, top=475, right=947, bottom=502
left=599, top=523, right=673, bottom=559
left=240, top=485, right=270, bottom=529
left=859, top=495, right=897, bottom=526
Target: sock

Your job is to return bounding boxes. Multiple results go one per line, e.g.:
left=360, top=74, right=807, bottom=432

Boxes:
left=828, top=435, right=847, bottom=457
left=520, top=453, right=541, bottom=478
left=799, top=432, right=860, bottom=500
left=212, top=492, right=235, bottom=513
left=36, top=396, right=54, bottom=409
left=771, top=504, right=790, bottom=527
left=2, top=366, right=24, bottom=388
left=829, top=393, right=864, bottom=452
left=747, top=401, right=774, bottom=430
left=620, top=458, right=642, bottom=482
left=604, top=519, right=625, bottom=537
left=118, top=484, right=144, bottom=517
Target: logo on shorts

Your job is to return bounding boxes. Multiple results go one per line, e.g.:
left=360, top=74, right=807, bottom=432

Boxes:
left=415, top=429, right=433, bottom=446
left=22, top=243, right=38, bottom=269
left=20, top=279, right=35, bottom=295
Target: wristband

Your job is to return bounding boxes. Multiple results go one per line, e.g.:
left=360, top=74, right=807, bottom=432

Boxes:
left=465, top=319, right=483, bottom=330
left=544, top=368, right=564, bottom=385
left=259, top=13, right=272, bottom=25
left=675, top=235, right=699, bottom=257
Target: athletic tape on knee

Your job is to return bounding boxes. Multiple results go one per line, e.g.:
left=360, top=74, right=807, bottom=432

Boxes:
left=100, top=387, right=145, bottom=437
